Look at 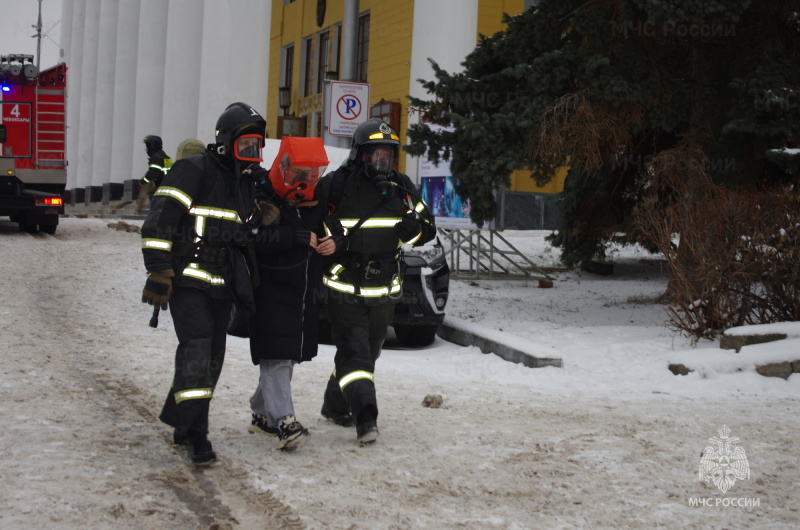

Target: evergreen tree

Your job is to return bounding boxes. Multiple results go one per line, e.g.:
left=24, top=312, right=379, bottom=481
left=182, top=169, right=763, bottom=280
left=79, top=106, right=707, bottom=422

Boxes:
left=407, top=0, right=800, bottom=266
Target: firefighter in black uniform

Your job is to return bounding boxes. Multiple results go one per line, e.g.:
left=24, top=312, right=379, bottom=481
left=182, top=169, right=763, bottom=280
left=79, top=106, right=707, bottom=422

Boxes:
left=140, top=102, right=276, bottom=465
left=316, top=118, right=436, bottom=445
left=136, top=135, right=173, bottom=213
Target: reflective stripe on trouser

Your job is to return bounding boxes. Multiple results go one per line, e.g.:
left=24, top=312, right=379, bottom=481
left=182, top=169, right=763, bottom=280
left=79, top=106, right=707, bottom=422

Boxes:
left=325, top=298, right=395, bottom=423
left=159, top=287, right=232, bottom=441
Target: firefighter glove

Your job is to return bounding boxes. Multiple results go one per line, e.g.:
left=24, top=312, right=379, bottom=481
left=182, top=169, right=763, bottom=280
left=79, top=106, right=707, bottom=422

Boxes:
left=394, top=213, right=421, bottom=243
left=142, top=269, right=175, bottom=310
left=258, top=201, right=280, bottom=226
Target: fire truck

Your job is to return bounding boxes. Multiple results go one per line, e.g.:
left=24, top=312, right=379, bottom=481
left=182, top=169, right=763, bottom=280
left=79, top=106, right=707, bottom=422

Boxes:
left=0, top=54, right=66, bottom=234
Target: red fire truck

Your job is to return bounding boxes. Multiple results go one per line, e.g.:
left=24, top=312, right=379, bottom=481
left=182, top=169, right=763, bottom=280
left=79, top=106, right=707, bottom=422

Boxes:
left=0, top=54, right=66, bottom=234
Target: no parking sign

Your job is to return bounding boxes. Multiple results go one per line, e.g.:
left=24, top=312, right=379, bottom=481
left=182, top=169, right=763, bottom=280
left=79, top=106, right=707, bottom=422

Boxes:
left=328, top=81, right=370, bottom=136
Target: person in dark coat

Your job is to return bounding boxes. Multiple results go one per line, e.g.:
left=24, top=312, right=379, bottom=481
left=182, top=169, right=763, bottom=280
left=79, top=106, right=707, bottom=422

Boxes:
left=247, top=137, right=344, bottom=451
left=136, top=135, right=173, bottom=213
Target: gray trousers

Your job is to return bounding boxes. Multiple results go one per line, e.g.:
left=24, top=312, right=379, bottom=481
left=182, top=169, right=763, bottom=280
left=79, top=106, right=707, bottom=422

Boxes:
left=249, top=359, right=295, bottom=429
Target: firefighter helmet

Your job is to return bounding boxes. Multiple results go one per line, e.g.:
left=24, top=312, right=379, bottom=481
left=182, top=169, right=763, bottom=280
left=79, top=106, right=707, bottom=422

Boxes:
left=143, top=135, right=163, bottom=153
left=214, top=102, right=266, bottom=160
left=349, top=118, right=400, bottom=164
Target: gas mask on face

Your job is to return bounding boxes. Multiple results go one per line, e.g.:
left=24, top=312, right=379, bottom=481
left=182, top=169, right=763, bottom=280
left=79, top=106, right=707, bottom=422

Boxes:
left=268, top=138, right=329, bottom=202
left=279, top=155, right=322, bottom=201
left=233, top=134, right=264, bottom=162
left=363, top=145, right=396, bottom=194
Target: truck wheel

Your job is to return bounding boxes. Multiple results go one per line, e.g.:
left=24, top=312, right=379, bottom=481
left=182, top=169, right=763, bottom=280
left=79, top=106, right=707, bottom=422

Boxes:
left=40, top=224, right=57, bottom=235
left=19, top=221, right=38, bottom=233
left=227, top=304, right=250, bottom=338
left=393, top=324, right=438, bottom=348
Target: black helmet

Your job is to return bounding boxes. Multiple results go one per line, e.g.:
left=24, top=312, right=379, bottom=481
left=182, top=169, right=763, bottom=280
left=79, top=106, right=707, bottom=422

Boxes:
left=349, top=118, right=400, bottom=162
left=214, top=102, right=266, bottom=160
left=143, top=135, right=163, bottom=153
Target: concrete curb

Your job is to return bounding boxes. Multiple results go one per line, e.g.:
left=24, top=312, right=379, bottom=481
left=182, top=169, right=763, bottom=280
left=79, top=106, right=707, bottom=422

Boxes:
left=437, top=321, right=563, bottom=369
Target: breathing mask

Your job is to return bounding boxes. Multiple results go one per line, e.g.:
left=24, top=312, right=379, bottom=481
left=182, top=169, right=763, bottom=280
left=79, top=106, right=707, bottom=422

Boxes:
left=363, top=145, right=396, bottom=194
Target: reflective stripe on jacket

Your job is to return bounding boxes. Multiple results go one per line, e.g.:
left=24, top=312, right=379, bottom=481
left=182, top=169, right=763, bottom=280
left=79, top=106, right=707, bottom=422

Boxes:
left=317, top=164, right=434, bottom=302
left=141, top=152, right=258, bottom=295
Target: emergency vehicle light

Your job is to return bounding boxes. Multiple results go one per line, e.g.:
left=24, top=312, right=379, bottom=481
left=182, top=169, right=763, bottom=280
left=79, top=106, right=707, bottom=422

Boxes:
left=35, top=197, right=63, bottom=206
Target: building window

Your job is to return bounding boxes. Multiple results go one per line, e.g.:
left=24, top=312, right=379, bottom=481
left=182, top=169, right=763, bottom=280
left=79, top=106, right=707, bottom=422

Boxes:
left=302, top=37, right=314, bottom=98
left=370, top=99, right=401, bottom=132
left=316, top=31, right=330, bottom=94
left=356, top=13, right=370, bottom=83
left=331, top=23, right=341, bottom=79
left=283, top=44, right=294, bottom=95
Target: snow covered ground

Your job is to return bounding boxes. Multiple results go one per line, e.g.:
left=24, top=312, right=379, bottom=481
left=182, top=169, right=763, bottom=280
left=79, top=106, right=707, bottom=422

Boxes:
left=1, top=217, right=798, bottom=529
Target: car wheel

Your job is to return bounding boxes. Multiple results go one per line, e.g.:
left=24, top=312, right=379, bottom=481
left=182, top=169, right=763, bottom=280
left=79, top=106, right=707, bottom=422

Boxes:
left=393, top=324, right=438, bottom=348
left=227, top=304, right=250, bottom=338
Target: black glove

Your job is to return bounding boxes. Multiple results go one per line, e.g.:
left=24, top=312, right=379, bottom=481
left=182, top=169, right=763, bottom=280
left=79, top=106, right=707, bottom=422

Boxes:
left=258, top=201, right=280, bottom=226
left=142, top=269, right=175, bottom=311
left=394, top=213, right=421, bottom=243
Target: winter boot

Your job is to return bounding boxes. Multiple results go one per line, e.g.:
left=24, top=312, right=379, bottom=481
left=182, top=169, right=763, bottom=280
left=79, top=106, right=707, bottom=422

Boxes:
left=277, top=415, right=310, bottom=452
left=248, top=413, right=279, bottom=436
left=356, top=418, right=379, bottom=446
left=320, top=403, right=355, bottom=427
left=187, top=437, right=216, bottom=465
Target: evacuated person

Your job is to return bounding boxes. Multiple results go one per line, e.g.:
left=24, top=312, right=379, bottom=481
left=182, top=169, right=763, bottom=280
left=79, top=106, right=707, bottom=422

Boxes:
left=247, top=137, right=345, bottom=451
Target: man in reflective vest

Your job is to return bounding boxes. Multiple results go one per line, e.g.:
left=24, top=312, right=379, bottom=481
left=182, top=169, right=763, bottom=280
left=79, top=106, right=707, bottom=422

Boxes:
left=140, top=102, right=276, bottom=465
left=136, top=135, right=173, bottom=213
left=316, top=118, right=436, bottom=445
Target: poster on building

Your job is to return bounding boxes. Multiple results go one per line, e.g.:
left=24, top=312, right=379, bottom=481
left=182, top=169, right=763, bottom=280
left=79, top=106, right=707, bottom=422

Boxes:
left=418, top=124, right=491, bottom=230
left=328, top=81, right=370, bottom=136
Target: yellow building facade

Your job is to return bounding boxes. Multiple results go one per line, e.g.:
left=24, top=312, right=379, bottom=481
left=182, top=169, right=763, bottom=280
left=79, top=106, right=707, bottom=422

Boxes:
left=268, top=0, right=564, bottom=192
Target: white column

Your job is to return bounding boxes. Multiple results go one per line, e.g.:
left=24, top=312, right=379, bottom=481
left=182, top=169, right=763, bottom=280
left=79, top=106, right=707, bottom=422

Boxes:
left=406, top=0, right=479, bottom=182
left=233, top=0, right=271, bottom=118
left=197, top=0, right=232, bottom=139
left=90, top=0, right=119, bottom=186
left=198, top=0, right=270, bottom=140
left=109, top=0, right=141, bottom=184
left=132, top=0, right=169, bottom=180
left=60, top=0, right=74, bottom=67
left=76, top=0, right=101, bottom=189
left=65, top=0, right=86, bottom=189
left=161, top=0, right=204, bottom=152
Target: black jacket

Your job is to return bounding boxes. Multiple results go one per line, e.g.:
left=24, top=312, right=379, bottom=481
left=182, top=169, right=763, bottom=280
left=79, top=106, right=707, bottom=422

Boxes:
left=316, top=163, right=436, bottom=304
left=142, top=149, right=172, bottom=188
left=249, top=179, right=341, bottom=363
left=141, top=151, right=260, bottom=311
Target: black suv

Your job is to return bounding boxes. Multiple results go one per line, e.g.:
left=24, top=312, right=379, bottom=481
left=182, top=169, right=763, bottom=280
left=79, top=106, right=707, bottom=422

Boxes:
left=230, top=236, right=450, bottom=348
